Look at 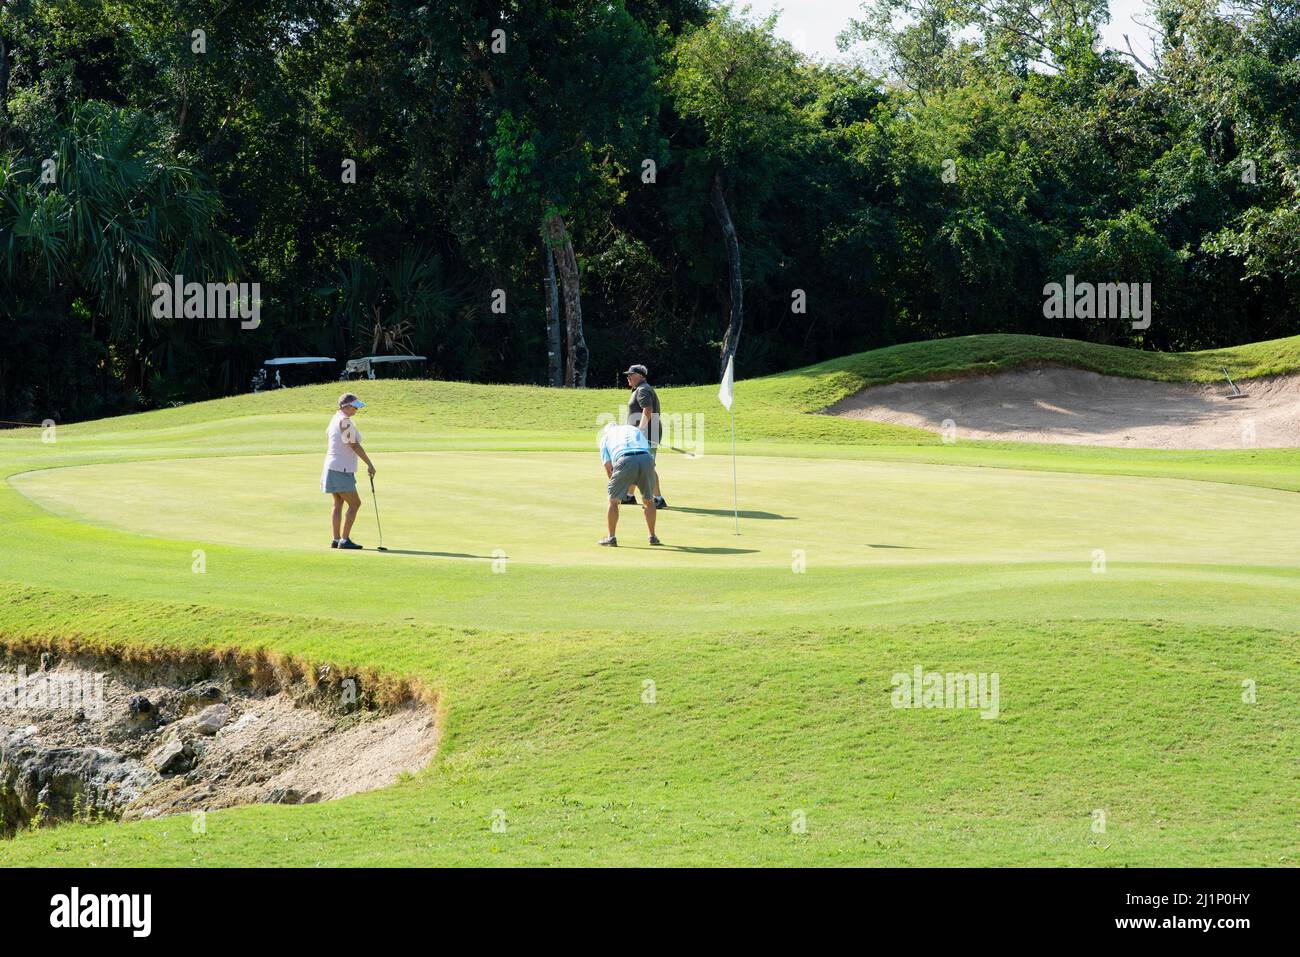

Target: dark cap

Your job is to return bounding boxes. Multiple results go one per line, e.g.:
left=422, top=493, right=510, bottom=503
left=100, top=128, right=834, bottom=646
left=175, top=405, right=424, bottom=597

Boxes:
left=622, top=364, right=648, bottom=378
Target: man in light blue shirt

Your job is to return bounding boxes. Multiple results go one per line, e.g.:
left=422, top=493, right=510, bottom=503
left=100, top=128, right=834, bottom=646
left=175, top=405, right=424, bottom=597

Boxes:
left=598, top=423, right=661, bottom=547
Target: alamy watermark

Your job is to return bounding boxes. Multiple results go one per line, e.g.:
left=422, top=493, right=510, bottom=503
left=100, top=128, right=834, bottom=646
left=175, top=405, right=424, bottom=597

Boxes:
left=1043, top=275, right=1151, bottom=330
left=152, top=274, right=261, bottom=329
left=50, top=887, right=151, bottom=937
left=1, top=665, right=107, bottom=719
left=595, top=410, right=705, bottom=456
left=891, top=665, right=1000, bottom=719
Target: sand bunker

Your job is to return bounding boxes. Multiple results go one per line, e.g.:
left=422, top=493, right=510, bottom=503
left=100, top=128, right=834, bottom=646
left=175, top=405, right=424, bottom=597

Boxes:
left=826, top=365, right=1300, bottom=449
left=1, top=651, right=437, bottom=835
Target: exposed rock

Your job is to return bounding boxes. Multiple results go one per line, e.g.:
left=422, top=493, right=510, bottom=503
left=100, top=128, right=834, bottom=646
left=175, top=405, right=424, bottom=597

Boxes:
left=2, top=658, right=436, bottom=833
left=221, top=712, right=258, bottom=736
left=193, top=704, right=230, bottom=736
left=1, top=728, right=157, bottom=834
left=182, top=686, right=223, bottom=714
left=146, top=732, right=194, bottom=776
left=265, top=787, right=322, bottom=805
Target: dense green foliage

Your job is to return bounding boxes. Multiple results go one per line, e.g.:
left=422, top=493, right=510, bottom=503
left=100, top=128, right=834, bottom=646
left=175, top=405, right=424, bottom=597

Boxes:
left=1, top=0, right=1298, bottom=421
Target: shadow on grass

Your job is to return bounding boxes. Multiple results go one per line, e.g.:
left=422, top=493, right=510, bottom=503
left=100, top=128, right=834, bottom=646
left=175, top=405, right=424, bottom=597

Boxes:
left=664, top=506, right=795, bottom=521
left=376, top=548, right=501, bottom=560
left=650, top=544, right=760, bottom=555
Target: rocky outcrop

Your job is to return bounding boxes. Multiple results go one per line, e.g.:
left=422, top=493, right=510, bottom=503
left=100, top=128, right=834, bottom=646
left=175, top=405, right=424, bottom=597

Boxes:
left=146, top=732, right=195, bottom=775
left=2, top=654, right=436, bottom=835
left=192, top=704, right=230, bottom=736
left=0, top=726, right=158, bottom=835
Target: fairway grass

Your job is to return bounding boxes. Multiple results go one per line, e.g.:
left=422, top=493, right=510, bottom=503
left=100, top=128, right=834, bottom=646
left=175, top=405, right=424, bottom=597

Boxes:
left=1, top=334, right=1298, bottom=866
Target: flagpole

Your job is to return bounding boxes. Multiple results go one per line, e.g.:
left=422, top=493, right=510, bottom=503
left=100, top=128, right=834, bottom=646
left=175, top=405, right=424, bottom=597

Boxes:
left=718, top=353, right=739, bottom=535
left=730, top=402, right=739, bottom=535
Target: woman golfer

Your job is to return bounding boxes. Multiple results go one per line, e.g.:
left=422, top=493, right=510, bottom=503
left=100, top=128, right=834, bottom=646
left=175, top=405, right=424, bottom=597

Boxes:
left=322, top=393, right=376, bottom=549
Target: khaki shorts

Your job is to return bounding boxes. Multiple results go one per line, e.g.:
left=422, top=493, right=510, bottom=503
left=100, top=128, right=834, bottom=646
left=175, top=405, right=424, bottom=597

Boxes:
left=608, top=452, right=657, bottom=501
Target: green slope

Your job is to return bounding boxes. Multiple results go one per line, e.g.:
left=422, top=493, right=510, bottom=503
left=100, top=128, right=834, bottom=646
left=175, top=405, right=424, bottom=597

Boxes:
left=22, top=332, right=1300, bottom=443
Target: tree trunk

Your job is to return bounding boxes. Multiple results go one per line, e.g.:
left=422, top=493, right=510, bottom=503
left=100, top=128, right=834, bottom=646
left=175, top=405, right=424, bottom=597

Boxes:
left=543, top=237, right=563, bottom=387
left=543, top=210, right=587, bottom=388
left=710, top=170, right=743, bottom=377
left=0, top=33, right=11, bottom=139
left=176, top=73, right=188, bottom=151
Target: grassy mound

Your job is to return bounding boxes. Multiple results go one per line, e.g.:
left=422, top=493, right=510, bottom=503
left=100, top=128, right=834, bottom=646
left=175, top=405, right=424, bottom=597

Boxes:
left=765, top=333, right=1300, bottom=413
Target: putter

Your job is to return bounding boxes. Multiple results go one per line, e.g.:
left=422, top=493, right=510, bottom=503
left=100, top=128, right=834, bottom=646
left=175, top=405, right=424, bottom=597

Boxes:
left=368, top=474, right=388, bottom=550
left=1222, top=366, right=1249, bottom=400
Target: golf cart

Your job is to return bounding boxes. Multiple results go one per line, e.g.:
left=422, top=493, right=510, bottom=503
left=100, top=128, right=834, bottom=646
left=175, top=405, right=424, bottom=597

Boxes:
left=340, top=355, right=428, bottom=380
left=251, top=357, right=337, bottom=392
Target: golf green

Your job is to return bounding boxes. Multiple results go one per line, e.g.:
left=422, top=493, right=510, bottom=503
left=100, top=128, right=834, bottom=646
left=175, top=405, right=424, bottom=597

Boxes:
left=1, top=336, right=1298, bottom=866
left=13, top=451, right=1300, bottom=569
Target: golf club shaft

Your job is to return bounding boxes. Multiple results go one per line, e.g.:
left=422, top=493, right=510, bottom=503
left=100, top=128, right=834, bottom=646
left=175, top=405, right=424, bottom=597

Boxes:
left=369, top=474, right=385, bottom=548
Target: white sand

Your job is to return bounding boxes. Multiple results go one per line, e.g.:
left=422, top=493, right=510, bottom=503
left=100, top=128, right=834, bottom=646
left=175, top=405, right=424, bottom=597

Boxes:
left=826, top=365, right=1300, bottom=449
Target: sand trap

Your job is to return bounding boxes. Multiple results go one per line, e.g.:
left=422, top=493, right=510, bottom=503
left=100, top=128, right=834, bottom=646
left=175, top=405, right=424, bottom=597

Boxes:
left=1, top=652, right=437, bottom=835
left=826, top=365, right=1300, bottom=449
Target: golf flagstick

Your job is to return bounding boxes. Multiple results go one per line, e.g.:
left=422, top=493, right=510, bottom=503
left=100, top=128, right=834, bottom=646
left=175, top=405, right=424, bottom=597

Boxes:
left=368, top=474, right=387, bottom=551
left=719, top=354, right=739, bottom=535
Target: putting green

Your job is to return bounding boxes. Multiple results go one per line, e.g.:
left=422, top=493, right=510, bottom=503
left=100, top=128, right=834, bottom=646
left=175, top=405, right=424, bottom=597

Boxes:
left=11, top=450, right=1300, bottom=568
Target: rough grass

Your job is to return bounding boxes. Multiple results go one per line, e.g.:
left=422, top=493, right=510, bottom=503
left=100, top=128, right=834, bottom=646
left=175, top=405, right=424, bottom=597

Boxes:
left=0, top=603, right=433, bottom=711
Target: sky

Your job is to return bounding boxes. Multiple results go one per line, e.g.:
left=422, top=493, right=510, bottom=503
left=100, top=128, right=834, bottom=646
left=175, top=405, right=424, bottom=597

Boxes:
left=741, top=0, right=1159, bottom=70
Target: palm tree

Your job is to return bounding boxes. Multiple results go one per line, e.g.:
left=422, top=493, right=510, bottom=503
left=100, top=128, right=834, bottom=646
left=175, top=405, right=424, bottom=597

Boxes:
left=0, top=103, right=239, bottom=390
left=323, top=247, right=457, bottom=362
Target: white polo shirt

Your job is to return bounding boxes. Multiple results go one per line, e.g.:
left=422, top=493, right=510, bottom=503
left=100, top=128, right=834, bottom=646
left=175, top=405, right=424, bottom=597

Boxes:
left=323, top=410, right=361, bottom=473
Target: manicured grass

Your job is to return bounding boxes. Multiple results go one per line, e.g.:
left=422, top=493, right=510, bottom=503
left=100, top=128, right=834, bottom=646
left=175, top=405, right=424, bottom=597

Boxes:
left=1, top=334, right=1297, bottom=866
left=16, top=451, right=1300, bottom=569
left=0, top=586, right=1294, bottom=866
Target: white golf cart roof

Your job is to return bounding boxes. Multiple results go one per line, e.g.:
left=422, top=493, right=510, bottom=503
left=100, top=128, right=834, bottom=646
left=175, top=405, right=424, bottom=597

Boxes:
left=264, top=357, right=336, bottom=366
left=343, top=355, right=428, bottom=375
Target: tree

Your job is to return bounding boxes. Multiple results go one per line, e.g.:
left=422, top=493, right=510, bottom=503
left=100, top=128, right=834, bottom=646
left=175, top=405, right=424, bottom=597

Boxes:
left=442, top=0, right=662, bottom=387
left=0, top=102, right=237, bottom=415
left=667, top=6, right=805, bottom=375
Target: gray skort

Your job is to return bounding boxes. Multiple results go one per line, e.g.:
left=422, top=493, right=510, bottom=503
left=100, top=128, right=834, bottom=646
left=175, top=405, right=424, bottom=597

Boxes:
left=322, top=469, right=357, bottom=494
left=608, top=452, right=656, bottom=501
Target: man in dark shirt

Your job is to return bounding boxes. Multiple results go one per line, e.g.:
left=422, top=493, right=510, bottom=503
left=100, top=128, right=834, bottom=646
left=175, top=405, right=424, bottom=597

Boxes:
left=622, top=364, right=667, bottom=508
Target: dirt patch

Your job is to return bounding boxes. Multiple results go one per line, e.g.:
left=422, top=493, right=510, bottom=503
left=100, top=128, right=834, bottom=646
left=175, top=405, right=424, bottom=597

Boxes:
left=825, top=365, right=1300, bottom=449
left=0, top=650, right=437, bottom=835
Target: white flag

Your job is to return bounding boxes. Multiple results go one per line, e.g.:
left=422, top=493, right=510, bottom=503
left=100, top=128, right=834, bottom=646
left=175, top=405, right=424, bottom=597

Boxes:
left=718, top=354, right=734, bottom=411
